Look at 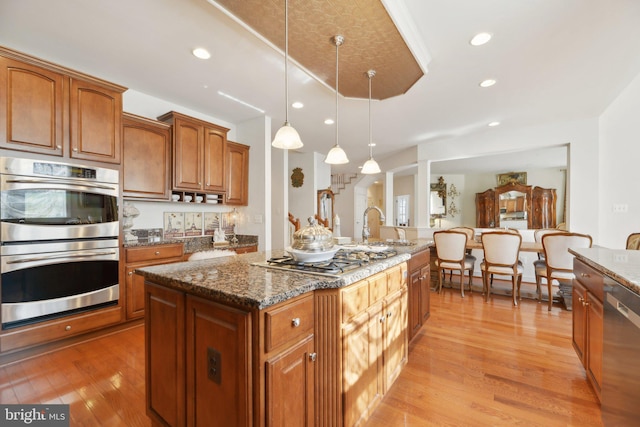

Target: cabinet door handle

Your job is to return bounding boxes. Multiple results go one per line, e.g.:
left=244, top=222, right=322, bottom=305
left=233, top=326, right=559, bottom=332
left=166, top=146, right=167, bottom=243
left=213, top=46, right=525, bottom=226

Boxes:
left=128, top=271, right=133, bottom=276
left=72, top=147, right=78, bottom=152
left=581, top=273, right=590, bottom=278
left=291, top=318, right=300, bottom=327
left=309, top=352, right=317, bottom=362
left=379, top=316, right=386, bottom=323
left=578, top=297, right=584, bottom=303
left=56, top=145, right=62, bottom=150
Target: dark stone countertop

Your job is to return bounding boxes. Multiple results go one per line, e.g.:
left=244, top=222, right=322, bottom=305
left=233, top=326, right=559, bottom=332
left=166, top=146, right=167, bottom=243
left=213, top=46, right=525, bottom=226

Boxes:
left=570, top=247, right=640, bottom=295
left=136, top=248, right=411, bottom=310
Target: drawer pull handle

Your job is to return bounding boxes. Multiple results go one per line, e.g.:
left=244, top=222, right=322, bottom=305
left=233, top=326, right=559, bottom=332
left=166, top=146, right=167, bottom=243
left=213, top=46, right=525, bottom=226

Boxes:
left=309, top=353, right=317, bottom=362
left=155, top=251, right=160, bottom=255
left=65, top=325, right=71, bottom=331
left=581, top=273, right=590, bottom=278
left=291, top=318, right=300, bottom=327
left=128, top=271, right=133, bottom=276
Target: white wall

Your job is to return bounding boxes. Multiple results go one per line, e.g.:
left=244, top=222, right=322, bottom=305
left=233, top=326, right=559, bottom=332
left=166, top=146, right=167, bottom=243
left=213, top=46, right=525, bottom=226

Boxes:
left=599, top=71, right=640, bottom=248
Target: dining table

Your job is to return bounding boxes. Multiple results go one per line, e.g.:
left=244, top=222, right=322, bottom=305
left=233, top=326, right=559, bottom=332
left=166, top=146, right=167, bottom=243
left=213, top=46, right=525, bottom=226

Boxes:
left=466, top=240, right=543, bottom=253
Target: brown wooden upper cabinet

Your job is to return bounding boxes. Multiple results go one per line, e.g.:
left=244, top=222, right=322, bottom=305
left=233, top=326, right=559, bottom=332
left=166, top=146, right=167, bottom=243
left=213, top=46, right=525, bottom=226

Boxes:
left=158, top=111, right=228, bottom=194
left=122, top=113, right=171, bottom=199
left=0, top=47, right=125, bottom=164
left=225, top=141, right=250, bottom=206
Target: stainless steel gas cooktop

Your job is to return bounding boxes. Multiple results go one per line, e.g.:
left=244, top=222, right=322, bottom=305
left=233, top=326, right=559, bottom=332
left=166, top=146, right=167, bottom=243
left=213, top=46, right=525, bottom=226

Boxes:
left=252, top=248, right=398, bottom=277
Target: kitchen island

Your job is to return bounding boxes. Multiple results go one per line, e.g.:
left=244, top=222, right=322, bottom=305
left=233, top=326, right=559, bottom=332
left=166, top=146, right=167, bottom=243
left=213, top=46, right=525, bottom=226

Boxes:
left=569, top=247, right=640, bottom=425
left=136, top=245, right=426, bottom=427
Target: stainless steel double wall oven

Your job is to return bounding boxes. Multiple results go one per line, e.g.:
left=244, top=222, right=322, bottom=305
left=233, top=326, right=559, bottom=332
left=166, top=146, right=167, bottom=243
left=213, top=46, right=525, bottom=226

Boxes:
left=0, top=157, right=119, bottom=328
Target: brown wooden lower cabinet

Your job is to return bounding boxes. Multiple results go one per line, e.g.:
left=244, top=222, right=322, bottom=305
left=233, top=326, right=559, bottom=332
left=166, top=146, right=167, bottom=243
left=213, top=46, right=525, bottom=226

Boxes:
left=124, top=243, right=183, bottom=320
left=143, top=262, right=407, bottom=426
left=572, top=258, right=604, bottom=402
left=408, top=249, right=430, bottom=341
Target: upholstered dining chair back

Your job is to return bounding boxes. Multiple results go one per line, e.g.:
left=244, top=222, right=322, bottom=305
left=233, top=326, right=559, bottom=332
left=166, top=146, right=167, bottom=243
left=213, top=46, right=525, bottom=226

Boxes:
left=626, top=233, right=640, bottom=250
left=542, top=232, right=592, bottom=272
left=449, top=227, right=474, bottom=243
left=434, top=231, right=467, bottom=263
left=481, top=232, right=522, bottom=266
left=534, top=228, right=564, bottom=259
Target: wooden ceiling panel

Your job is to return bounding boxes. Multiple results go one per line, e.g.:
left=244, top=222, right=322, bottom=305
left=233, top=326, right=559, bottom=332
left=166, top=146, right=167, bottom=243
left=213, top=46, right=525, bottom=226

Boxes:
left=212, top=0, right=424, bottom=99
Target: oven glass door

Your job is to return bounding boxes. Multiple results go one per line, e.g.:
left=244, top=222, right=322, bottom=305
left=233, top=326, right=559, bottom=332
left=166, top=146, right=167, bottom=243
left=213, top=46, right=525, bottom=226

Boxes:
left=1, top=174, right=118, bottom=241
left=1, top=240, right=119, bottom=328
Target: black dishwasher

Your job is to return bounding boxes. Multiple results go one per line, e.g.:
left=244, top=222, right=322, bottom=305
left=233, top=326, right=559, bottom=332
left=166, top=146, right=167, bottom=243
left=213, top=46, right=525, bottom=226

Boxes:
left=602, top=277, right=640, bottom=426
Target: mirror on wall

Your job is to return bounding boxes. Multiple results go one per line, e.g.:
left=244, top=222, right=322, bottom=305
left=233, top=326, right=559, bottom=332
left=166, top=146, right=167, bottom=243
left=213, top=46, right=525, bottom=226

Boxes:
left=317, top=189, right=334, bottom=230
left=430, top=176, right=446, bottom=218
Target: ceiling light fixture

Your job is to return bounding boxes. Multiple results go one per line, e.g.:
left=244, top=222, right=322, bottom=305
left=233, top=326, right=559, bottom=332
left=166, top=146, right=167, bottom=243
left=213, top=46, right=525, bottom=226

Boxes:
left=325, top=35, right=349, bottom=165
left=488, top=121, right=501, bottom=127
left=479, top=79, right=496, bottom=88
left=324, top=118, right=334, bottom=125
left=291, top=101, right=304, bottom=109
left=192, top=47, right=211, bottom=59
left=271, top=0, right=303, bottom=150
left=470, top=32, right=492, bottom=46
left=361, top=70, right=381, bottom=174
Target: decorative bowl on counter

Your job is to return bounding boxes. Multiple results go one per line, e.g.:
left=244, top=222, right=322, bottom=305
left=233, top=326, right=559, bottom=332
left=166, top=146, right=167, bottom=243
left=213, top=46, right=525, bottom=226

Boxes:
left=291, top=217, right=334, bottom=252
left=285, top=246, right=341, bottom=262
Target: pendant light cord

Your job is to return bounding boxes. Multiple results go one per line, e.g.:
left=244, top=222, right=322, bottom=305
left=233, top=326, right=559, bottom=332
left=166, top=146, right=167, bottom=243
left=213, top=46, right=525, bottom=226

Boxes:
left=284, top=0, right=290, bottom=124
left=368, top=72, right=373, bottom=158
left=335, top=37, right=340, bottom=147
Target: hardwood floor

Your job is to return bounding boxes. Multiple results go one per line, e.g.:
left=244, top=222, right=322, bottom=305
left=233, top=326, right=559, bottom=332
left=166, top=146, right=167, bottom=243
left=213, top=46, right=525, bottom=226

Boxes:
left=0, top=288, right=601, bottom=426
left=368, top=288, right=602, bottom=426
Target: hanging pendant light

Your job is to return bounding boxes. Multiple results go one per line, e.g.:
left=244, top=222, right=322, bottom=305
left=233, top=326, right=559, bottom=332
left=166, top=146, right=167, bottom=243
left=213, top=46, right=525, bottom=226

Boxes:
left=272, top=0, right=303, bottom=149
left=361, top=70, right=381, bottom=174
left=325, top=35, right=349, bottom=164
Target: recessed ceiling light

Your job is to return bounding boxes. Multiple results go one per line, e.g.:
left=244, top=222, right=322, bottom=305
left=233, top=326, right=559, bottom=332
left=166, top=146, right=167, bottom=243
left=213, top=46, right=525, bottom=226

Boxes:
left=292, top=102, right=304, bottom=109
left=368, top=143, right=376, bottom=147
left=479, top=79, right=496, bottom=88
left=470, top=32, right=492, bottom=46
left=192, top=48, right=211, bottom=59
left=488, top=121, right=501, bottom=127
left=324, top=118, right=334, bottom=125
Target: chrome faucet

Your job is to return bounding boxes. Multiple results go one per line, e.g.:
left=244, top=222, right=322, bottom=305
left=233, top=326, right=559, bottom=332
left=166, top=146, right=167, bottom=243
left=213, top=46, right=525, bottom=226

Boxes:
left=362, top=206, right=385, bottom=244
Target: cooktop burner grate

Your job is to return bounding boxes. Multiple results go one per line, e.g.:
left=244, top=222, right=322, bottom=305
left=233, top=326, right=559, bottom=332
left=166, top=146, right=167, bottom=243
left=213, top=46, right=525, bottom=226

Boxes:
left=255, top=248, right=398, bottom=277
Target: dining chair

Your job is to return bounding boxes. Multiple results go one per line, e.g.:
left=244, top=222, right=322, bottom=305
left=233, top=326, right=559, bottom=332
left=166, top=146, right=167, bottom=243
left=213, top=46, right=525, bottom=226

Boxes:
left=533, top=229, right=564, bottom=259
left=535, top=232, right=592, bottom=310
left=433, top=230, right=476, bottom=297
left=626, top=232, right=640, bottom=250
left=480, top=231, right=523, bottom=306
left=447, top=227, right=477, bottom=281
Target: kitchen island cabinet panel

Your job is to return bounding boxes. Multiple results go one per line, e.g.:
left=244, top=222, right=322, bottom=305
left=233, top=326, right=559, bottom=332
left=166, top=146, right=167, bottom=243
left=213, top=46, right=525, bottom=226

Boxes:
left=408, top=248, right=430, bottom=341
left=145, top=282, right=185, bottom=427
left=185, top=295, right=251, bottom=427
left=572, top=258, right=604, bottom=401
left=266, top=334, right=315, bottom=426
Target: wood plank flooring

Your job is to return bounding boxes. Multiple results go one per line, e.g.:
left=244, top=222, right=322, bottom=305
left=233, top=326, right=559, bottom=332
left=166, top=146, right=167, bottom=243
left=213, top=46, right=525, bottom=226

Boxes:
left=0, top=288, right=601, bottom=426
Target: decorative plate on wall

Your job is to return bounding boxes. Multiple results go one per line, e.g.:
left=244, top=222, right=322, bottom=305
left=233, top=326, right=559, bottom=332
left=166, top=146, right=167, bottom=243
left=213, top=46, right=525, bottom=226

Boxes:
left=291, top=167, right=304, bottom=188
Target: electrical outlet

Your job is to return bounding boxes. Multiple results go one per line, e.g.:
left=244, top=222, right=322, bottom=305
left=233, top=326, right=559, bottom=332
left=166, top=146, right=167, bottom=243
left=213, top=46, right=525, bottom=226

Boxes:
left=208, top=347, right=222, bottom=384
left=613, top=253, right=628, bottom=263
left=613, top=204, right=629, bottom=213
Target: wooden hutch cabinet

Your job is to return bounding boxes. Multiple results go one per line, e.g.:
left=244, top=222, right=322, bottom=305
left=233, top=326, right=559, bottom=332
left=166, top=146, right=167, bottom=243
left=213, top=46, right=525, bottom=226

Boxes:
left=0, top=47, right=125, bottom=164
left=476, top=183, right=556, bottom=229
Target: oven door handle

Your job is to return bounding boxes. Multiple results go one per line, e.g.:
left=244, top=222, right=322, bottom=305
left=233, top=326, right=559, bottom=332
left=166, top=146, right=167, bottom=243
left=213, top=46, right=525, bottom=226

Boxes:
left=5, top=178, right=117, bottom=191
left=5, top=251, right=118, bottom=265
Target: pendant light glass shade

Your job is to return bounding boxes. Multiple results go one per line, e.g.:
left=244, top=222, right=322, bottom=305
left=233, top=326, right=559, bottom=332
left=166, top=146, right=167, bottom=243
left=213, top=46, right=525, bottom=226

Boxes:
left=272, top=0, right=303, bottom=150
left=361, top=158, right=381, bottom=174
left=325, top=35, right=349, bottom=165
left=361, top=69, right=381, bottom=174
